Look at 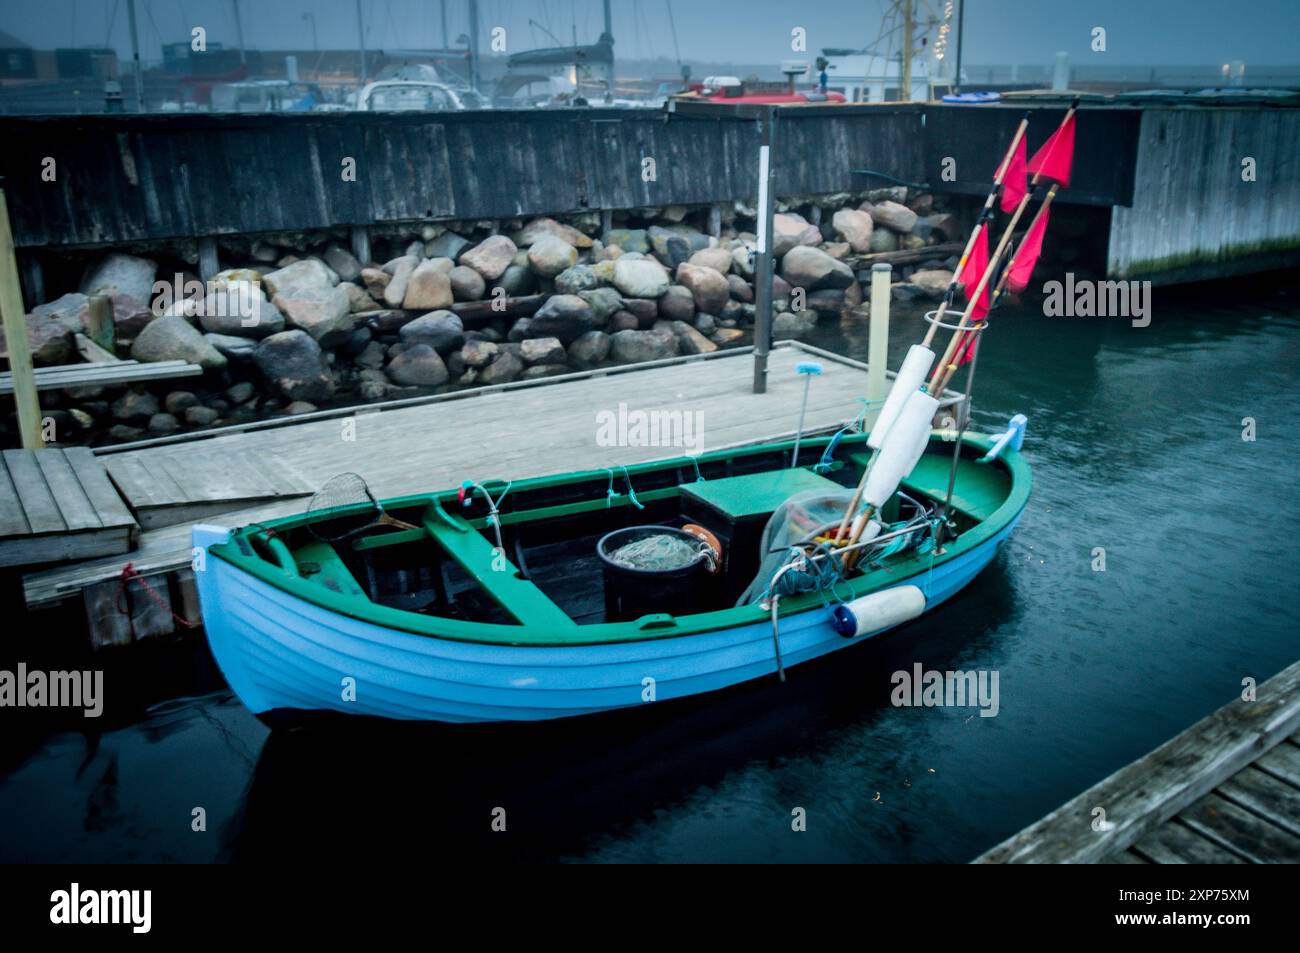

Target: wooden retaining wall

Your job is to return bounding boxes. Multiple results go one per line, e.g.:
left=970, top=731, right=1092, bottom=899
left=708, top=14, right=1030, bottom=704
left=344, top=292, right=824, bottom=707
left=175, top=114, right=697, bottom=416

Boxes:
left=1107, top=107, right=1300, bottom=282
left=0, top=106, right=927, bottom=249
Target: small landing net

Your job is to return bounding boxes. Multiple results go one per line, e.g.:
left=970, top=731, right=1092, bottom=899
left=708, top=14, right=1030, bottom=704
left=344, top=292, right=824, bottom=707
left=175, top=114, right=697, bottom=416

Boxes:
left=306, top=472, right=383, bottom=543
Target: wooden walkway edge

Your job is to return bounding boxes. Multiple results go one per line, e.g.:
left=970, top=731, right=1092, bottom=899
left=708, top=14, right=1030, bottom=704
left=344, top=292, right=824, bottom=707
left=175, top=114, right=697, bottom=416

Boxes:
left=974, top=659, right=1300, bottom=864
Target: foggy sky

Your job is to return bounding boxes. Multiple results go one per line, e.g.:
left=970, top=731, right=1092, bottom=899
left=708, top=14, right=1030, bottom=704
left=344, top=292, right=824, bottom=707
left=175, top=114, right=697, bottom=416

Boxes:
left=1, top=0, right=1296, bottom=68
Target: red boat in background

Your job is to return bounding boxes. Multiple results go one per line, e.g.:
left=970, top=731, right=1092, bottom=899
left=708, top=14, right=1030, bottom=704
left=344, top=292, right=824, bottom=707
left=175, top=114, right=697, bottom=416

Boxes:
left=676, top=76, right=846, bottom=106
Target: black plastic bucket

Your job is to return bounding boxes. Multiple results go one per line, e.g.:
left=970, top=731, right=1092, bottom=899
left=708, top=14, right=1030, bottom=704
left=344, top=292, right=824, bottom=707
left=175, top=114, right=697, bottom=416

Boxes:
left=596, top=525, right=712, bottom=622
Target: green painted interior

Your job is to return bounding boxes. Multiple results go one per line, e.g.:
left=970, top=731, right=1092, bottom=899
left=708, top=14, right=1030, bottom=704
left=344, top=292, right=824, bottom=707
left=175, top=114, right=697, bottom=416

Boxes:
left=210, top=432, right=1031, bottom=647
left=680, top=468, right=844, bottom=521
left=294, top=540, right=367, bottom=599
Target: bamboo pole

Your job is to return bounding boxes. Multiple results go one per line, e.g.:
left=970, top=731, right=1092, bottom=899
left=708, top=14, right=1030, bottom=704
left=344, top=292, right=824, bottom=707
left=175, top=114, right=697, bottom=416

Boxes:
left=0, top=187, right=44, bottom=449
left=920, top=114, right=1029, bottom=350
left=927, top=102, right=1079, bottom=396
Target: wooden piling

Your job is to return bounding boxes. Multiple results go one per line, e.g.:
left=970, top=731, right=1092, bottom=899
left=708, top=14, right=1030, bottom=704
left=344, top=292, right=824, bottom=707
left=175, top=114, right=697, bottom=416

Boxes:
left=84, top=570, right=177, bottom=649
left=197, top=237, right=220, bottom=282
left=0, top=187, right=45, bottom=450
left=350, top=225, right=372, bottom=267
left=707, top=205, right=722, bottom=238
left=867, top=263, right=891, bottom=406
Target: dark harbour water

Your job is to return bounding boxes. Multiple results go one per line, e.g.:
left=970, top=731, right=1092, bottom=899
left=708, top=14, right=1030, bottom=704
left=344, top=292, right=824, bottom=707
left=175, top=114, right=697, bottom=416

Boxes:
left=1, top=273, right=1297, bottom=864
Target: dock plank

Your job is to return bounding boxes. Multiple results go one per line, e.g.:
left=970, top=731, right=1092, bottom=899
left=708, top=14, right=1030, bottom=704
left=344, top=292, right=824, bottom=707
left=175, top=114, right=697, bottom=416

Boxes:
left=0, top=452, right=31, bottom=536
left=1177, top=792, right=1300, bottom=863
left=0, top=359, right=202, bottom=395
left=1255, top=740, right=1300, bottom=788
left=32, top=448, right=100, bottom=531
left=1217, top=766, right=1300, bottom=838
left=1130, top=820, right=1247, bottom=864
left=2, top=450, right=67, bottom=534
left=65, top=448, right=135, bottom=529
left=1111, top=850, right=1150, bottom=864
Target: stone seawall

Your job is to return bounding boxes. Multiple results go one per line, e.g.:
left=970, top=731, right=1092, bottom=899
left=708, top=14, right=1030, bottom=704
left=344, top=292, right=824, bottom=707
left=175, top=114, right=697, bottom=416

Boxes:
left=3, top=188, right=970, bottom=448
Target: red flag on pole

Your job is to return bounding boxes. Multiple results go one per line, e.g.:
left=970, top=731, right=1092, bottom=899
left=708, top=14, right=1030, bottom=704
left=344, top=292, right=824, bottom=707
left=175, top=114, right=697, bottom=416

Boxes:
left=999, top=135, right=1028, bottom=212
left=1027, top=113, right=1076, bottom=187
left=1006, top=207, right=1051, bottom=293
left=966, top=283, right=990, bottom=325
left=956, top=329, right=980, bottom=365
left=958, top=223, right=988, bottom=299
left=958, top=224, right=991, bottom=326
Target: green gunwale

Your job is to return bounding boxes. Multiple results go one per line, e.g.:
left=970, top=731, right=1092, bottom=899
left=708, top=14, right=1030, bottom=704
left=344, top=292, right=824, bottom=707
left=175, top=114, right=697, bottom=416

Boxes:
left=207, top=432, right=1031, bottom=646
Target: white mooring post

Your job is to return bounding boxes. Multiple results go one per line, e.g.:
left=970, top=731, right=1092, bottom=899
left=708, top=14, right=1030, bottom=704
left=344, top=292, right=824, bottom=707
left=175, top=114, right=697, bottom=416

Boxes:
left=867, top=262, right=892, bottom=409
left=752, top=106, right=778, bottom=394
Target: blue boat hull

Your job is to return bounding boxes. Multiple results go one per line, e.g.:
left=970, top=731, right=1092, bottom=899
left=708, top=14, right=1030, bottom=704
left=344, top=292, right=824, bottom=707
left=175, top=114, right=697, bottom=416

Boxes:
left=193, top=511, right=1022, bottom=725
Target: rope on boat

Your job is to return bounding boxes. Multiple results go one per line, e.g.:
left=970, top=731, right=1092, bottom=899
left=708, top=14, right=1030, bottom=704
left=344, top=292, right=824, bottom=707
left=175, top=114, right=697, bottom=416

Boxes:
left=116, top=562, right=201, bottom=634
left=461, top=480, right=512, bottom=553
left=604, top=466, right=645, bottom=509
left=770, top=597, right=787, bottom=683
left=813, top=397, right=880, bottom=475
left=761, top=510, right=937, bottom=604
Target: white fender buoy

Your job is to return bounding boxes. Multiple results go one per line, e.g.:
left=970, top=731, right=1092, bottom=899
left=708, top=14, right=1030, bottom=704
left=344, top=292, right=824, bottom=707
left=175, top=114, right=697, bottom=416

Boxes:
left=831, top=585, right=926, bottom=637
left=863, top=390, right=940, bottom=509
left=867, top=344, right=935, bottom=451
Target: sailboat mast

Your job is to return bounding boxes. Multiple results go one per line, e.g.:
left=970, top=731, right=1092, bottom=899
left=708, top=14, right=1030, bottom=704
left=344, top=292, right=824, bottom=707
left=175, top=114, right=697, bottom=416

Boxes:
left=900, top=0, right=913, bottom=101
left=603, top=0, right=614, bottom=102
left=468, top=0, right=481, bottom=91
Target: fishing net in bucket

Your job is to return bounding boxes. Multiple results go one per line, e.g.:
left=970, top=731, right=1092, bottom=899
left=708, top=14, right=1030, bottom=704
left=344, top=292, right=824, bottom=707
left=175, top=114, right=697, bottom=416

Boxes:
left=609, top=533, right=706, bottom=572
left=306, top=472, right=384, bottom=542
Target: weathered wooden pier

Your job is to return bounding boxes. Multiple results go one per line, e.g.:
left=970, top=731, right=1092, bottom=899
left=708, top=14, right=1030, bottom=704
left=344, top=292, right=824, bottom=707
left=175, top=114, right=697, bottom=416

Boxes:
left=976, top=659, right=1300, bottom=864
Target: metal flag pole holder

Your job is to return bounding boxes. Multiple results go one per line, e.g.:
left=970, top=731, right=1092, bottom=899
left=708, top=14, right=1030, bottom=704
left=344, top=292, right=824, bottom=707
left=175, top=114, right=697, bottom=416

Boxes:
left=921, top=308, right=988, bottom=554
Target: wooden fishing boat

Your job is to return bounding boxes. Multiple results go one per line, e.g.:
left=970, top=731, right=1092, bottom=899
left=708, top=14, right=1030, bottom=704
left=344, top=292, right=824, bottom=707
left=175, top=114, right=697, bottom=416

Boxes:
left=192, top=427, right=1029, bottom=726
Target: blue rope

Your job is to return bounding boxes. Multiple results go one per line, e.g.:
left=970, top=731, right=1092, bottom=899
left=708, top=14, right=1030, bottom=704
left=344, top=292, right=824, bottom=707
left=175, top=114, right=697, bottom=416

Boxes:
left=622, top=467, right=645, bottom=509
left=603, top=467, right=645, bottom=509
left=814, top=397, right=881, bottom=474
left=487, top=481, right=511, bottom=509
left=760, top=543, right=845, bottom=603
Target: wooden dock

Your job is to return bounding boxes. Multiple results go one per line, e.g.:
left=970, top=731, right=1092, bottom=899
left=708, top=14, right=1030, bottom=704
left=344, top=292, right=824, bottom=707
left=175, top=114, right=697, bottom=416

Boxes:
left=0, top=447, right=137, bottom=566
left=20, top=342, right=964, bottom=613
left=975, top=659, right=1300, bottom=864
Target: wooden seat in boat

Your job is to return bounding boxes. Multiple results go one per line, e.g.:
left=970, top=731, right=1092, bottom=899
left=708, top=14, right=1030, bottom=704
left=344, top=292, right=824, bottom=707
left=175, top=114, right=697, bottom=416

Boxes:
left=421, top=500, right=576, bottom=630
